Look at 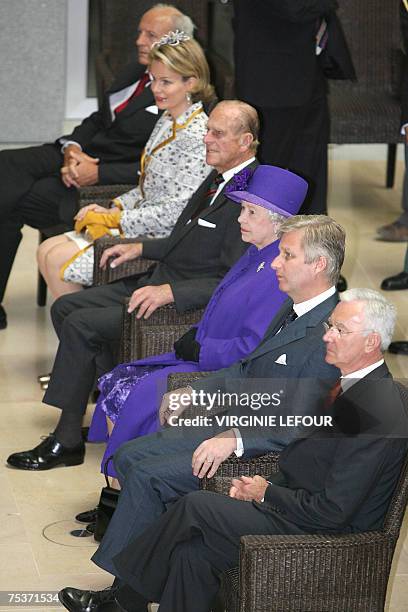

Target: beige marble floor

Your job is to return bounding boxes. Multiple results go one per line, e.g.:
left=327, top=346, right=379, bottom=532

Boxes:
left=0, top=154, right=408, bottom=610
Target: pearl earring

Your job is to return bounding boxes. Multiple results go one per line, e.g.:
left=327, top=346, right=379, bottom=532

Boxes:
left=186, top=92, right=192, bottom=104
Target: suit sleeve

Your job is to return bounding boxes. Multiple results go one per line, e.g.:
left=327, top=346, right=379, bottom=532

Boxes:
left=140, top=237, right=170, bottom=261
left=59, top=109, right=107, bottom=151
left=264, top=437, right=402, bottom=531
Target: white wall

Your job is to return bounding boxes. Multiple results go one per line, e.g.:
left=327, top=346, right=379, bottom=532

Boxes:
left=0, top=0, right=67, bottom=143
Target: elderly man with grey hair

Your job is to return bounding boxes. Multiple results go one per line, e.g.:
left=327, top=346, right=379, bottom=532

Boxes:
left=59, top=288, right=408, bottom=612
left=0, top=3, right=194, bottom=329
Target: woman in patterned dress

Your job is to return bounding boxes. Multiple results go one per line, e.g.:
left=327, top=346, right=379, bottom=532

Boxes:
left=37, top=32, right=214, bottom=297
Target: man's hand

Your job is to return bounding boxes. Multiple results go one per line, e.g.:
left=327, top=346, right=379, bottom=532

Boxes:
left=229, top=475, right=269, bottom=502
left=192, top=430, right=237, bottom=479
left=61, top=146, right=99, bottom=188
left=100, top=243, right=143, bottom=269
left=159, top=387, right=192, bottom=425
left=128, top=284, right=174, bottom=319
left=75, top=203, right=120, bottom=222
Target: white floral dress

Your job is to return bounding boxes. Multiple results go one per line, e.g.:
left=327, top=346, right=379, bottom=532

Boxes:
left=62, top=102, right=211, bottom=286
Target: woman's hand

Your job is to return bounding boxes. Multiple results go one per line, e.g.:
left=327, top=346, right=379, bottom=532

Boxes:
left=75, top=203, right=119, bottom=222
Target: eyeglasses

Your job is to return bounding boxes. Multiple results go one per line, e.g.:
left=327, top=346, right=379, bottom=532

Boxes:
left=323, top=321, right=374, bottom=337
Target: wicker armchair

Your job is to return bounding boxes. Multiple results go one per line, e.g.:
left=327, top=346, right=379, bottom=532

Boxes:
left=120, top=301, right=205, bottom=363
left=37, top=183, right=135, bottom=306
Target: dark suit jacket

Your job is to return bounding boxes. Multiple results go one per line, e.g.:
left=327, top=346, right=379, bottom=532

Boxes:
left=400, top=2, right=408, bottom=124
left=233, top=0, right=355, bottom=108
left=264, top=364, right=408, bottom=533
left=124, top=162, right=258, bottom=312
left=59, top=63, right=158, bottom=184
left=192, top=293, right=340, bottom=454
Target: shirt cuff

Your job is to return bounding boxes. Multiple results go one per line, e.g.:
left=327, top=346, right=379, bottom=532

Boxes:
left=233, top=427, right=244, bottom=457
left=60, top=140, right=82, bottom=154
left=401, top=124, right=408, bottom=136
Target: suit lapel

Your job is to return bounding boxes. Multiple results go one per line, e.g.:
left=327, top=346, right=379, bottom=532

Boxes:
left=160, top=161, right=258, bottom=257
left=250, top=293, right=339, bottom=361
left=118, top=85, right=155, bottom=117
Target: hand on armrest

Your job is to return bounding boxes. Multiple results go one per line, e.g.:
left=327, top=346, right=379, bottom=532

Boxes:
left=100, top=242, right=143, bottom=269
left=128, top=283, right=174, bottom=318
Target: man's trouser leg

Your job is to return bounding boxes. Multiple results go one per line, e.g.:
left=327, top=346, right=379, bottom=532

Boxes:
left=113, top=490, right=304, bottom=612
left=43, top=282, right=129, bottom=418
left=0, top=145, right=78, bottom=302
left=93, top=421, right=221, bottom=575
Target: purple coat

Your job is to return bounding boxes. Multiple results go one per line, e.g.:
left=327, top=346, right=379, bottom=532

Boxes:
left=89, top=241, right=286, bottom=475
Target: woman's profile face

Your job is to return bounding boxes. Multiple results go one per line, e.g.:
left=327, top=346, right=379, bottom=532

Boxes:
left=238, top=201, right=277, bottom=250
left=149, top=60, right=195, bottom=119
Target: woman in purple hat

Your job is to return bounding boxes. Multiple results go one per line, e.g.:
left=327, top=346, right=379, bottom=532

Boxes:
left=88, top=165, right=308, bottom=481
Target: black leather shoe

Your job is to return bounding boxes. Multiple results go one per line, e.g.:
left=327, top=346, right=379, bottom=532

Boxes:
left=336, top=275, right=347, bottom=293
left=381, top=271, right=408, bottom=291
left=388, top=341, right=408, bottom=355
left=7, top=435, right=85, bottom=471
left=0, top=305, right=7, bottom=330
left=58, top=587, right=122, bottom=611
left=75, top=507, right=98, bottom=523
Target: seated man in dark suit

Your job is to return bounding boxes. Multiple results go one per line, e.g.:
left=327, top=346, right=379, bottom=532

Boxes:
left=6, top=100, right=260, bottom=470
left=0, top=4, right=194, bottom=329
left=59, top=289, right=408, bottom=612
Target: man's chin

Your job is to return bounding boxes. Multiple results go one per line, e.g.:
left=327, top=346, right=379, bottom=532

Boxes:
left=137, top=52, right=149, bottom=66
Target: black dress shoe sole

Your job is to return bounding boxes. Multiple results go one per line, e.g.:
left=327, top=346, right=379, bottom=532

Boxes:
left=7, top=455, right=84, bottom=471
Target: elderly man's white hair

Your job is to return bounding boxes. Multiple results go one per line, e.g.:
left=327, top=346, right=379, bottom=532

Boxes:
left=340, top=288, right=396, bottom=351
left=153, top=3, right=196, bottom=36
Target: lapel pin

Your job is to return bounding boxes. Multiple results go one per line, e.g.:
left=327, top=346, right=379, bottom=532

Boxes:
left=257, top=262, right=265, bottom=272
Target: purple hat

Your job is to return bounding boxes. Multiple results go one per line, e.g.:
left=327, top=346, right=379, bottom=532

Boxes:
left=226, top=165, right=308, bottom=217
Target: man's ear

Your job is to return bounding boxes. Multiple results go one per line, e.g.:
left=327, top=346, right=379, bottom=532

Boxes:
left=239, top=132, right=254, bottom=150
left=365, top=332, right=381, bottom=353
left=314, top=255, right=327, bottom=276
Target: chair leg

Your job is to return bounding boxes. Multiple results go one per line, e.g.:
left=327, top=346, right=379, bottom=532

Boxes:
left=386, top=143, right=397, bottom=188
left=37, top=230, right=47, bottom=307
left=37, top=271, right=47, bottom=307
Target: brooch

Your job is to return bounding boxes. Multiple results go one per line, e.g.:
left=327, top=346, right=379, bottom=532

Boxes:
left=257, top=262, right=265, bottom=272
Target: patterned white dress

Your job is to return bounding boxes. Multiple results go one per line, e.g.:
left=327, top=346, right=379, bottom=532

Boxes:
left=62, top=102, right=211, bottom=285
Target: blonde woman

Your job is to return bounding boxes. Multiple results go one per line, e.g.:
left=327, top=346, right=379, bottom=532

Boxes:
left=37, top=32, right=214, bottom=296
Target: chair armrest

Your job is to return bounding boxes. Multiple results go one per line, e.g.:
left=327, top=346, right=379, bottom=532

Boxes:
left=137, top=324, right=193, bottom=360
left=201, top=452, right=280, bottom=496
left=237, top=530, right=393, bottom=612
left=79, top=184, right=136, bottom=206
left=120, top=303, right=205, bottom=363
left=93, top=237, right=156, bottom=286
left=167, top=371, right=212, bottom=392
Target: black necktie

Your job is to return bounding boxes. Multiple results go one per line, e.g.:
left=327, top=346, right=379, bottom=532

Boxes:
left=191, top=173, right=224, bottom=220
left=280, top=308, right=298, bottom=331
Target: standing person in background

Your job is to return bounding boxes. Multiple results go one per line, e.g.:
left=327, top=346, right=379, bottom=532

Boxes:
left=232, top=0, right=355, bottom=216
left=377, top=0, right=408, bottom=244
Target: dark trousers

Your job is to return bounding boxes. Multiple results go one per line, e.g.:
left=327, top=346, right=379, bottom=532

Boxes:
left=43, top=281, right=130, bottom=417
left=255, top=72, right=329, bottom=215
left=92, top=427, right=208, bottom=575
left=111, top=490, right=304, bottom=612
left=0, top=144, right=78, bottom=302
